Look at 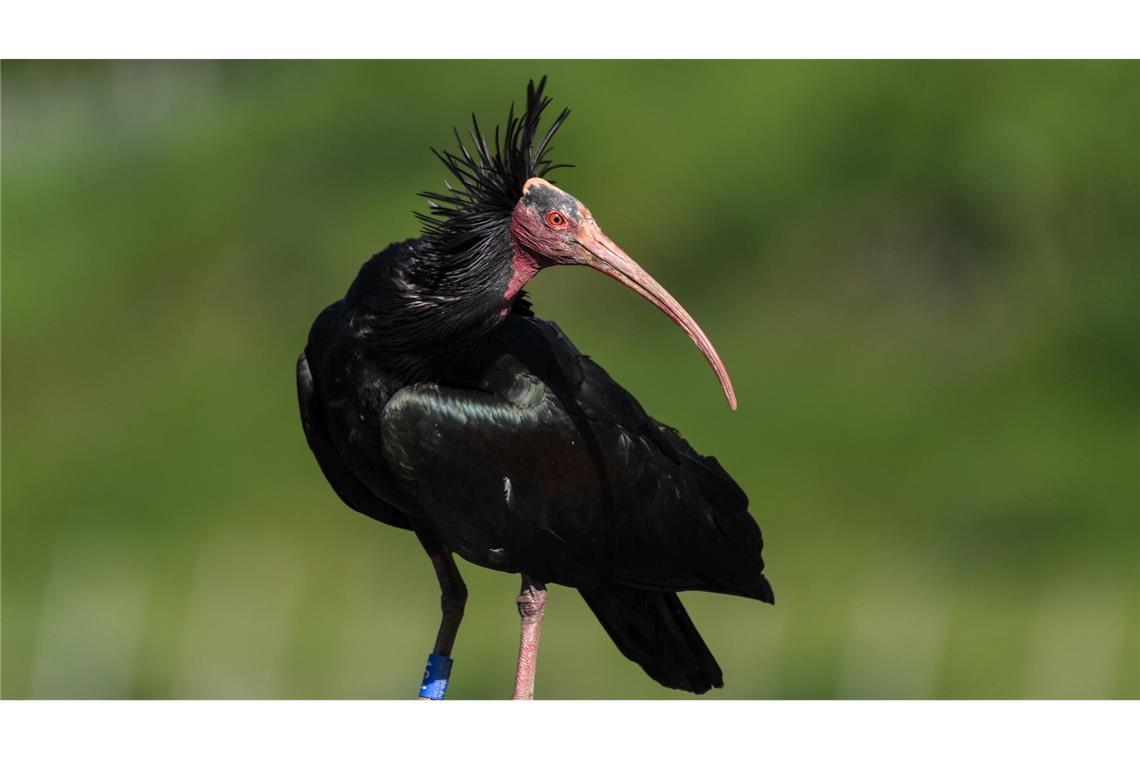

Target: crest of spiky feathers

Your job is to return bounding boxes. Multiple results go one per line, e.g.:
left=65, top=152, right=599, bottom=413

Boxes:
left=416, top=77, right=571, bottom=255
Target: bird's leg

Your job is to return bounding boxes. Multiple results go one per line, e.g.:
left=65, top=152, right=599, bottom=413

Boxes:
left=428, top=550, right=467, bottom=655
left=416, top=532, right=467, bottom=699
left=512, top=575, right=548, bottom=700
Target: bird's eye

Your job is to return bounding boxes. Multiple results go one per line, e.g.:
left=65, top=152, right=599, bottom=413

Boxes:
left=546, top=211, right=567, bottom=228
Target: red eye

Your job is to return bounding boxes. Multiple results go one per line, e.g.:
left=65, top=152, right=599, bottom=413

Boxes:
left=546, top=210, right=567, bottom=228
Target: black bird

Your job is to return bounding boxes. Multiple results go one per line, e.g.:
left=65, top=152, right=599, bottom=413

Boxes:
left=297, top=79, right=773, bottom=699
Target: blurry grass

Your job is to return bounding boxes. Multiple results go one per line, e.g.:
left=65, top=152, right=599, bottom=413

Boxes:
left=2, top=60, right=1137, bottom=698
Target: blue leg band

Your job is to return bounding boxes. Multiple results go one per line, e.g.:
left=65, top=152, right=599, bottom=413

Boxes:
left=419, top=653, right=453, bottom=700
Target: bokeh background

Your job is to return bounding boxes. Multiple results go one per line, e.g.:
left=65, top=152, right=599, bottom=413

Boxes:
left=2, top=61, right=1137, bottom=699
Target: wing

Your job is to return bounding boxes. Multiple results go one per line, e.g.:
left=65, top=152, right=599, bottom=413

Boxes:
left=297, top=306, right=411, bottom=531
left=379, top=315, right=773, bottom=601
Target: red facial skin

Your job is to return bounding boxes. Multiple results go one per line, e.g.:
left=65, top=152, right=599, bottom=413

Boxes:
left=502, top=197, right=580, bottom=302
left=502, top=247, right=542, bottom=303
left=504, top=177, right=738, bottom=411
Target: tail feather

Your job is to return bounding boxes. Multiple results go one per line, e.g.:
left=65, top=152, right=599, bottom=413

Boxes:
left=579, top=584, right=723, bottom=694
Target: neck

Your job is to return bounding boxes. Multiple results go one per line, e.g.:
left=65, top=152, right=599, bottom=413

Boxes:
left=345, top=231, right=532, bottom=380
left=504, top=242, right=542, bottom=303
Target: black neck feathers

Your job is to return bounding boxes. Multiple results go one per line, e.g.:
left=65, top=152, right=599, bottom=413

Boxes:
left=343, top=238, right=508, bottom=376
left=341, top=79, right=569, bottom=380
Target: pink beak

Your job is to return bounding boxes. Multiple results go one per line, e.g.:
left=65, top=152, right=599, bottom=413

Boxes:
left=575, top=222, right=738, bottom=411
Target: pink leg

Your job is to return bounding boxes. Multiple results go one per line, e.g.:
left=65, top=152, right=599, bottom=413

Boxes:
left=512, top=576, right=548, bottom=700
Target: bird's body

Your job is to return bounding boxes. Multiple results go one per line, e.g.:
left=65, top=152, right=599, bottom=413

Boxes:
left=298, top=81, right=772, bottom=697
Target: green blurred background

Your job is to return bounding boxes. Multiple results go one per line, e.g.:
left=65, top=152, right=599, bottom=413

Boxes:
left=2, top=61, right=1137, bottom=699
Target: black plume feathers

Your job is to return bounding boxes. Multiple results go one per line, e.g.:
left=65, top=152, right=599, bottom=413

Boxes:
left=417, top=77, right=571, bottom=253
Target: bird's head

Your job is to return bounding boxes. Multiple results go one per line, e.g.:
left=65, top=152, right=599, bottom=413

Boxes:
left=511, top=177, right=736, bottom=410
left=419, top=78, right=736, bottom=410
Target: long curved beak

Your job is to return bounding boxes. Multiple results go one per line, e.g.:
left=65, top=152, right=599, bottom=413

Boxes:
left=574, top=222, right=738, bottom=410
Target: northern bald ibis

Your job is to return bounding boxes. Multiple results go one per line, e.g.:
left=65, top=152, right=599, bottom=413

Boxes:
left=297, top=78, right=773, bottom=699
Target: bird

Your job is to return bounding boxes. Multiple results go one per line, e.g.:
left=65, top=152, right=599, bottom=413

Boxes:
left=297, top=78, right=773, bottom=699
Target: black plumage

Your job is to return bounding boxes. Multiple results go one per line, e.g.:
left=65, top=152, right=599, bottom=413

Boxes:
left=417, top=78, right=570, bottom=254
left=298, top=79, right=773, bottom=696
